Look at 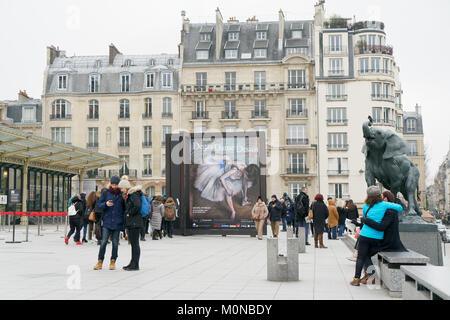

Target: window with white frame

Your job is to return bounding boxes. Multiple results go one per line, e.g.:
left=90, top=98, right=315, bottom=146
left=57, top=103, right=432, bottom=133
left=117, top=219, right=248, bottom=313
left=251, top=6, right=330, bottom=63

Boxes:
left=288, top=99, right=306, bottom=117
left=195, top=101, right=205, bottom=117
left=196, top=50, right=209, bottom=60
left=124, top=59, right=132, bottom=67
left=89, top=74, right=99, bottom=93
left=51, top=127, right=71, bottom=144
left=162, top=126, right=172, bottom=145
left=368, top=35, right=376, bottom=46
left=289, top=183, right=306, bottom=199
left=161, top=72, right=173, bottom=88
left=406, top=140, right=417, bottom=156
left=144, top=126, right=152, bottom=146
left=143, top=155, right=152, bottom=175
left=328, top=158, right=348, bottom=174
left=372, top=107, right=382, bottom=123
left=119, top=127, right=130, bottom=146
left=196, top=72, right=207, bottom=91
left=119, top=99, right=130, bottom=118
left=383, top=58, right=389, bottom=73
left=254, top=49, right=267, bottom=58
left=292, top=30, right=302, bottom=39
left=200, top=33, right=211, bottom=42
left=288, top=125, right=307, bottom=144
left=51, top=99, right=71, bottom=119
left=289, top=153, right=306, bottom=173
left=384, top=107, right=392, bottom=124
left=58, top=74, right=68, bottom=90
left=225, top=72, right=236, bottom=90
left=146, top=186, right=155, bottom=196
left=228, top=32, right=239, bottom=41
left=144, top=98, right=152, bottom=117
left=383, top=83, right=390, bottom=98
left=286, top=47, right=309, bottom=56
left=288, top=70, right=306, bottom=88
left=88, top=127, right=98, bottom=147
left=371, top=57, right=380, bottom=72
left=406, top=119, right=417, bottom=132
left=329, top=58, right=343, bottom=74
left=329, top=35, right=342, bottom=52
left=396, top=116, right=403, bottom=131
left=162, top=98, right=172, bottom=116
left=119, top=155, right=129, bottom=175
left=145, top=72, right=155, bottom=88
left=328, top=133, right=348, bottom=149
left=88, top=100, right=99, bottom=119
left=95, top=60, right=102, bottom=68
left=328, top=183, right=349, bottom=199
left=224, top=101, right=236, bottom=117
left=254, top=71, right=266, bottom=90
left=120, top=73, right=130, bottom=92
left=254, top=125, right=267, bottom=133
left=22, top=107, right=35, bottom=123
left=327, top=107, right=347, bottom=124
left=328, top=83, right=345, bottom=98
left=256, top=31, right=267, bottom=40
left=254, top=100, right=266, bottom=117
left=371, top=82, right=381, bottom=98
left=360, top=58, right=369, bottom=73
left=224, top=126, right=236, bottom=133
left=225, top=50, right=238, bottom=59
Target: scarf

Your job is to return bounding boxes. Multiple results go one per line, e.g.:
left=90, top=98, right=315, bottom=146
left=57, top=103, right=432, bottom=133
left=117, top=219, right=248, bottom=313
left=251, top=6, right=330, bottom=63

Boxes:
left=109, top=186, right=120, bottom=196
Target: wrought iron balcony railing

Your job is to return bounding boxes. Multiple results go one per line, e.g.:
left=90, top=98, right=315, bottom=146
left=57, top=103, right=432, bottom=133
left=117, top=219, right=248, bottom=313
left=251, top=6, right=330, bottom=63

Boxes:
left=192, top=111, right=209, bottom=120
left=287, top=109, right=308, bottom=118
left=286, top=138, right=309, bottom=145
left=286, top=168, right=310, bottom=175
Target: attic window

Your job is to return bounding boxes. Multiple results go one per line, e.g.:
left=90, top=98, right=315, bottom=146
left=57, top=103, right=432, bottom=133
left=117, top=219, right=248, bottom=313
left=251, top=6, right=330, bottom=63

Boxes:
left=256, top=31, right=267, bottom=40
left=64, top=61, right=72, bottom=68
left=292, top=30, right=302, bottom=39
left=149, top=59, right=155, bottom=66
left=95, top=60, right=102, bottom=68
left=228, top=32, right=239, bottom=41
left=200, top=33, right=211, bottom=42
left=124, top=59, right=132, bottom=67
left=196, top=50, right=209, bottom=60
left=168, top=59, right=174, bottom=65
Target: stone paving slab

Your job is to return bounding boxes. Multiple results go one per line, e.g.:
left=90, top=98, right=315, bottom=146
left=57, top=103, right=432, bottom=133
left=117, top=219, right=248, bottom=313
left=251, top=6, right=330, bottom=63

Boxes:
left=3, top=225, right=445, bottom=300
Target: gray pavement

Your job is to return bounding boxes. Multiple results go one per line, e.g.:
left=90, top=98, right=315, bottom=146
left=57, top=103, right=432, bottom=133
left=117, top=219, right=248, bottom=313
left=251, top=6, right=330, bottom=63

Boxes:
left=2, top=224, right=447, bottom=300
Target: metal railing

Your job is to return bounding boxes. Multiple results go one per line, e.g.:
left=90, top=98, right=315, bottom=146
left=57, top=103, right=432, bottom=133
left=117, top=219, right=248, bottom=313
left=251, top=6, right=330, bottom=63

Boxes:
left=327, top=119, right=348, bottom=125
left=192, top=111, right=209, bottom=120
left=286, top=138, right=309, bottom=145
left=328, top=70, right=345, bottom=75
left=118, top=114, right=130, bottom=120
left=251, top=110, right=269, bottom=118
left=358, top=69, right=394, bottom=76
left=286, top=109, right=308, bottom=118
left=286, top=168, right=310, bottom=175
left=50, top=114, right=72, bottom=120
left=354, top=45, right=394, bottom=56
left=162, top=112, right=173, bottom=119
left=142, top=113, right=152, bottom=119
left=109, top=169, right=137, bottom=178
left=86, top=115, right=99, bottom=120
left=142, top=141, right=152, bottom=147
left=86, top=142, right=99, bottom=148
left=371, top=94, right=395, bottom=102
left=118, top=142, right=130, bottom=147
left=326, top=95, right=348, bottom=101
left=327, top=144, right=349, bottom=151
left=327, top=170, right=350, bottom=176
left=181, top=82, right=312, bottom=93
left=221, top=111, right=239, bottom=119
left=142, top=169, right=153, bottom=176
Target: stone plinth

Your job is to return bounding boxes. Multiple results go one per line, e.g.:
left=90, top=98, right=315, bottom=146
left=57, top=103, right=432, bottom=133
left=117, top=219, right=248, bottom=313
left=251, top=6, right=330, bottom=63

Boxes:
left=267, top=238, right=299, bottom=281
left=401, top=265, right=450, bottom=300
left=298, top=227, right=305, bottom=253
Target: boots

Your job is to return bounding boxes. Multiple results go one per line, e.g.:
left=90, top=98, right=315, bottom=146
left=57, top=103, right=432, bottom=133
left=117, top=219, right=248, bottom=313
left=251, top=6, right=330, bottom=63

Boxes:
left=109, top=259, right=116, bottom=270
left=360, top=272, right=376, bottom=285
left=93, top=260, right=103, bottom=270
left=319, top=234, right=327, bottom=249
left=314, top=234, right=319, bottom=248
left=350, top=278, right=361, bottom=286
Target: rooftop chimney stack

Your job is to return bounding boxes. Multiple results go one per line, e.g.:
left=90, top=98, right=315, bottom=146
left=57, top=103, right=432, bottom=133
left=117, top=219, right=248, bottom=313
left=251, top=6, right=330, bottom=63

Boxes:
left=46, top=45, right=60, bottom=65
left=109, top=44, right=121, bottom=65
left=216, top=8, right=224, bottom=60
left=18, top=90, right=32, bottom=103
left=314, top=0, right=326, bottom=27
left=278, top=9, right=285, bottom=52
left=415, top=103, right=422, bottom=115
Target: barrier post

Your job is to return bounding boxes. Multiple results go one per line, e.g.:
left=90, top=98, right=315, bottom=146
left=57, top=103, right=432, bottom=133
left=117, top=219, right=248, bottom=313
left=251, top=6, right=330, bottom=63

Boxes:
left=56, top=213, right=59, bottom=231
left=6, top=205, right=21, bottom=244
left=64, top=214, right=68, bottom=238
left=37, top=215, right=41, bottom=236
left=25, top=212, right=30, bottom=242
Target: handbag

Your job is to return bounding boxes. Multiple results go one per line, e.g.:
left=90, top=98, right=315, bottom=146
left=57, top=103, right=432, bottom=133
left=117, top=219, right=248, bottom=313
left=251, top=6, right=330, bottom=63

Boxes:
left=88, top=210, right=96, bottom=222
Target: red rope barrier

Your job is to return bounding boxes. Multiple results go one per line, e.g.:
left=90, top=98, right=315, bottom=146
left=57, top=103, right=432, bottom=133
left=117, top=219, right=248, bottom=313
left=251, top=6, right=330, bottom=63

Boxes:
left=0, top=211, right=67, bottom=217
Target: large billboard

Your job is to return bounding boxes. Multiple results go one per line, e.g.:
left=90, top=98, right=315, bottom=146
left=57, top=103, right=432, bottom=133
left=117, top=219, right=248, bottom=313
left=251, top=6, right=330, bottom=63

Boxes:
left=166, top=131, right=266, bottom=235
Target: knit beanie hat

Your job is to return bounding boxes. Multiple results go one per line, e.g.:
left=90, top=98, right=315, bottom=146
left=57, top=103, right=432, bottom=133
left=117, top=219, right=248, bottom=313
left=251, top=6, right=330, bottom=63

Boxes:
left=271, top=194, right=277, bottom=200
left=110, top=176, right=120, bottom=185
left=367, top=186, right=381, bottom=197
left=118, top=176, right=132, bottom=189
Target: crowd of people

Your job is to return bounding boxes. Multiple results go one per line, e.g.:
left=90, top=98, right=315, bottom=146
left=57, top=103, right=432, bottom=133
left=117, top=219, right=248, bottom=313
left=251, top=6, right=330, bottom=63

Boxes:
left=65, top=175, right=179, bottom=271
left=251, top=185, right=407, bottom=287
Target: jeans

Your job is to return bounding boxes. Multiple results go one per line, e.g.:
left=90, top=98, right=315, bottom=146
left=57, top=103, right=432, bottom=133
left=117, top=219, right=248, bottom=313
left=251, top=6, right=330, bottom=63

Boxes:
left=98, top=227, right=120, bottom=261
left=166, top=220, right=174, bottom=236
left=338, top=224, right=345, bottom=237
left=297, top=219, right=310, bottom=244
left=281, top=217, right=287, bottom=231
left=81, top=223, right=88, bottom=239
left=67, top=220, right=81, bottom=242
left=127, top=228, right=141, bottom=268
left=329, top=226, right=337, bottom=239
left=354, top=236, right=381, bottom=278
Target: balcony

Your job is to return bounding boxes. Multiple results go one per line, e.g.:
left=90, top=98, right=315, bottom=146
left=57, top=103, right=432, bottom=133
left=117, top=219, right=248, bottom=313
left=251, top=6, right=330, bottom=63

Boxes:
left=286, top=167, right=310, bottom=175
left=326, top=95, right=348, bottom=101
left=327, top=144, right=349, bottom=151
left=371, top=94, right=395, bottom=102
left=323, top=47, right=348, bottom=55
left=328, top=70, right=345, bottom=76
left=286, top=138, right=309, bottom=146
left=118, top=114, right=130, bottom=120
left=142, top=113, right=152, bottom=119
left=109, top=169, right=137, bottom=179
left=354, top=45, right=393, bottom=56
left=142, top=141, right=152, bottom=148
left=142, top=169, right=153, bottom=176
left=50, top=114, right=72, bottom=120
left=86, top=142, right=99, bottom=148
left=286, top=109, right=308, bottom=119
left=287, top=83, right=308, bottom=90
left=358, top=69, right=394, bottom=77
left=192, top=111, right=209, bottom=120
left=324, top=18, right=349, bottom=30
left=87, top=115, right=99, bottom=120
left=327, top=119, right=348, bottom=126
left=118, top=142, right=130, bottom=147
left=221, top=111, right=239, bottom=120
left=181, top=82, right=311, bottom=95
left=251, top=110, right=269, bottom=119
left=352, top=21, right=385, bottom=31
left=83, top=169, right=108, bottom=180
left=328, top=170, right=350, bottom=176
left=162, top=112, right=173, bottom=119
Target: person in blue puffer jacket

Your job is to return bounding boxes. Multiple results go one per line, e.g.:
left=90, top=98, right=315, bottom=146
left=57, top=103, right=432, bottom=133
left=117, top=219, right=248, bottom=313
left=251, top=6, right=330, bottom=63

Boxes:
left=350, top=186, right=403, bottom=286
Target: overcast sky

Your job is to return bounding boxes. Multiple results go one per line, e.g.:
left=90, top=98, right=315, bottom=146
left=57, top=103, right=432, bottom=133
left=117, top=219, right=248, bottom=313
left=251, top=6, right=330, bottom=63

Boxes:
left=0, top=0, right=449, bottom=185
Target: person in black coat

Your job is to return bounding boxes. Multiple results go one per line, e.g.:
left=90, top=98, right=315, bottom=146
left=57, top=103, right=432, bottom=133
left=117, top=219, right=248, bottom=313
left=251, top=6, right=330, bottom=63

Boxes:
left=123, top=185, right=143, bottom=271
left=268, top=195, right=282, bottom=238
left=336, top=199, right=347, bottom=237
left=311, top=194, right=329, bottom=248
left=280, top=198, right=288, bottom=232
left=294, top=187, right=311, bottom=245
left=65, top=195, right=84, bottom=245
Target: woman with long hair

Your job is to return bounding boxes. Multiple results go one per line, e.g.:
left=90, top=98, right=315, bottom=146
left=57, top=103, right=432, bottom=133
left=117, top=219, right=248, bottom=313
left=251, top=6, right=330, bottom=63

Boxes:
left=151, top=195, right=165, bottom=240
left=311, top=194, right=329, bottom=248
left=85, top=192, right=97, bottom=242
left=350, top=186, right=403, bottom=286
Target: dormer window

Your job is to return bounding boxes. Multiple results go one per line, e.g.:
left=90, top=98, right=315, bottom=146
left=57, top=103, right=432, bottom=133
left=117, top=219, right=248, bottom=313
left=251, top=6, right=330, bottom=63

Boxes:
left=95, top=60, right=102, bottom=68
left=254, top=49, right=267, bottom=58
left=89, top=74, right=100, bottom=93
left=58, top=74, right=68, bottom=90
left=200, top=33, right=211, bottom=42
left=168, top=58, right=174, bottom=65
left=64, top=61, right=72, bottom=68
left=256, top=31, right=267, bottom=40
left=124, top=59, right=132, bottom=67
left=120, top=73, right=131, bottom=92
left=149, top=59, right=155, bottom=66
left=292, top=30, right=302, bottom=39
left=225, top=50, right=238, bottom=59
left=228, top=32, right=239, bottom=41
left=196, top=50, right=209, bottom=60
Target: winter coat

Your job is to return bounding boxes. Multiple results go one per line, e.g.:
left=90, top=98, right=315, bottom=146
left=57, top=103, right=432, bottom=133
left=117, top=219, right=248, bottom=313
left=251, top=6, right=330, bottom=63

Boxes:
left=124, top=186, right=144, bottom=230
left=311, top=200, right=329, bottom=234
left=151, top=200, right=164, bottom=230
left=97, top=188, right=125, bottom=231
left=268, top=200, right=282, bottom=222
left=251, top=202, right=269, bottom=221
left=286, top=203, right=296, bottom=224
left=327, top=199, right=339, bottom=228
left=363, top=209, right=407, bottom=253
left=294, top=192, right=310, bottom=222
left=337, top=206, right=347, bottom=225
left=164, top=198, right=177, bottom=222
left=69, top=197, right=84, bottom=224
left=346, top=206, right=359, bottom=220
left=83, top=199, right=95, bottom=225
left=360, top=202, right=403, bottom=240
left=281, top=202, right=288, bottom=219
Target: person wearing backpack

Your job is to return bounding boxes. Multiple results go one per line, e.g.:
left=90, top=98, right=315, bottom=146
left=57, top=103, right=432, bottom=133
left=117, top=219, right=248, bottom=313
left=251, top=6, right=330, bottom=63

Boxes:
left=151, top=196, right=165, bottom=240
left=140, top=194, right=151, bottom=241
left=294, top=187, right=311, bottom=245
left=65, top=194, right=84, bottom=245
left=164, top=197, right=177, bottom=238
left=122, top=184, right=143, bottom=271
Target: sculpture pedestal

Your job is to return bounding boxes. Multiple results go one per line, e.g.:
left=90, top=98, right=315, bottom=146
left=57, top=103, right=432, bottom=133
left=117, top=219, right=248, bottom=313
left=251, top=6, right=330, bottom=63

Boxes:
left=399, top=216, right=443, bottom=266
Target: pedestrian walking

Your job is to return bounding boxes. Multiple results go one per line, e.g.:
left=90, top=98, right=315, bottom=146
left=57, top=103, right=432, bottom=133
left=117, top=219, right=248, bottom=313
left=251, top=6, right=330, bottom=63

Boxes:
left=268, top=195, right=282, bottom=238
left=294, top=187, right=311, bottom=245
left=84, top=191, right=97, bottom=242
left=311, top=194, right=328, bottom=248
left=336, top=199, right=347, bottom=237
left=280, top=198, right=288, bottom=232
left=65, top=194, right=84, bottom=245
left=251, top=196, right=269, bottom=240
left=93, top=176, right=125, bottom=271
left=151, top=196, right=165, bottom=240
left=79, top=193, right=88, bottom=243
left=94, top=189, right=105, bottom=245
left=327, top=198, right=339, bottom=240
left=163, top=197, right=177, bottom=238
left=350, top=186, right=403, bottom=286
left=122, top=184, right=144, bottom=271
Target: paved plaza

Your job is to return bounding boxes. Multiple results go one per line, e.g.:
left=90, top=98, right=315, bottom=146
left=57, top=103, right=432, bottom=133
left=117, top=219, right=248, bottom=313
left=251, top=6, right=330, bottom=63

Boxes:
left=0, top=224, right=448, bottom=300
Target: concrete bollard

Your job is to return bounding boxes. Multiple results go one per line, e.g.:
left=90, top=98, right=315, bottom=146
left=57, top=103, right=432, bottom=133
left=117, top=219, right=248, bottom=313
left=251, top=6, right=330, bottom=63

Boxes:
left=298, top=227, right=306, bottom=253
left=267, top=238, right=299, bottom=281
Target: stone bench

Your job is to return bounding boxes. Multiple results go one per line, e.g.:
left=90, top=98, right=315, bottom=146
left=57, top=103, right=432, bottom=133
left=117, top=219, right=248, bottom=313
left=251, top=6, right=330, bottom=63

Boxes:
left=377, top=250, right=429, bottom=298
left=400, top=265, right=450, bottom=300
left=267, top=237, right=299, bottom=281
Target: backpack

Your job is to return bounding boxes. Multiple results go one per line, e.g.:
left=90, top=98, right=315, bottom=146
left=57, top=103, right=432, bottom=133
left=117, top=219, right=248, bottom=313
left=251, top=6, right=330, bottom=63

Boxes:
left=68, top=204, right=77, bottom=216
left=295, top=194, right=305, bottom=216
left=140, top=195, right=151, bottom=217
left=165, top=205, right=176, bottom=220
